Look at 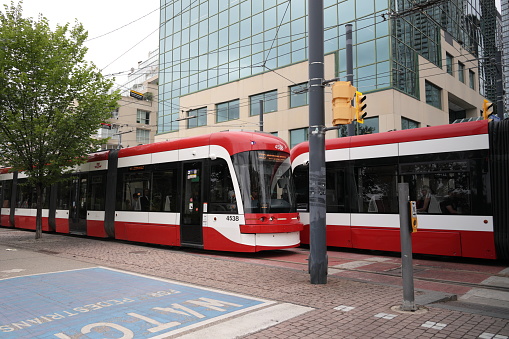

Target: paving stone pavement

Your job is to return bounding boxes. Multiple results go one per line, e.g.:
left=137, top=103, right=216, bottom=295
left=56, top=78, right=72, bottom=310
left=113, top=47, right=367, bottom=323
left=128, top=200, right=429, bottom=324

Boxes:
left=1, top=227, right=508, bottom=339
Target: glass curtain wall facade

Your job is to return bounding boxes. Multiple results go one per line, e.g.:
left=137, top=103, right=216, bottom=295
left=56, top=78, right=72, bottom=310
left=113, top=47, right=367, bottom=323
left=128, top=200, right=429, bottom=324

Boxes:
left=391, top=0, right=497, bottom=100
left=158, top=0, right=497, bottom=135
left=158, top=0, right=391, bottom=134
left=502, top=0, right=508, bottom=113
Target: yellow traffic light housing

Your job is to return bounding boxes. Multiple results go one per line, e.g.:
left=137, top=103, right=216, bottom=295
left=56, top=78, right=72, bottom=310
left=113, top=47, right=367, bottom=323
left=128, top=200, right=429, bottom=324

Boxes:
left=482, top=99, right=493, bottom=120
left=355, top=91, right=367, bottom=124
left=331, top=81, right=356, bottom=126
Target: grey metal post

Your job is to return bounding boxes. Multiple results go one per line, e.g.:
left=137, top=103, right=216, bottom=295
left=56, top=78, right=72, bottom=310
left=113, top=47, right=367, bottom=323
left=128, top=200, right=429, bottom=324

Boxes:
left=399, top=183, right=416, bottom=311
left=308, top=0, right=327, bottom=284
left=496, top=51, right=505, bottom=120
left=259, top=100, right=264, bottom=131
left=346, top=24, right=355, bottom=137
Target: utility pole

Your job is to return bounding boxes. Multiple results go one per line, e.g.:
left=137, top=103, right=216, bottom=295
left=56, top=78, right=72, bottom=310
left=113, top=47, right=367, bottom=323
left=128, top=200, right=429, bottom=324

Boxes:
left=399, top=183, right=417, bottom=311
left=259, top=100, right=264, bottom=131
left=308, top=0, right=327, bottom=284
left=346, top=24, right=355, bottom=137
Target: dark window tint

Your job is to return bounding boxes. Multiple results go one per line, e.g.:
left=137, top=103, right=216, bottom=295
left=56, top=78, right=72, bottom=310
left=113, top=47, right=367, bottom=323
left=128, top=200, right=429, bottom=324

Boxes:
left=117, top=169, right=151, bottom=211
left=354, top=164, right=398, bottom=213
left=209, top=158, right=237, bottom=213
left=401, top=155, right=489, bottom=215
left=152, top=167, right=178, bottom=212
left=326, top=165, right=347, bottom=213
left=56, top=179, right=71, bottom=210
left=293, top=165, right=309, bottom=211
left=16, top=179, right=49, bottom=209
left=88, top=172, right=107, bottom=210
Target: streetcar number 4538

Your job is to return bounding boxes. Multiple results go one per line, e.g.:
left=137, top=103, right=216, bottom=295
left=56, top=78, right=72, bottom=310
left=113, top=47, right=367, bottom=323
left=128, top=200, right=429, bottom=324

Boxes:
left=226, top=215, right=240, bottom=221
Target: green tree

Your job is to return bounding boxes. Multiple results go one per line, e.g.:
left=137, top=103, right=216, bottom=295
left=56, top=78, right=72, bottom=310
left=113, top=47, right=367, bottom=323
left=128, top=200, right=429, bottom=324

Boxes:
left=0, top=1, right=120, bottom=238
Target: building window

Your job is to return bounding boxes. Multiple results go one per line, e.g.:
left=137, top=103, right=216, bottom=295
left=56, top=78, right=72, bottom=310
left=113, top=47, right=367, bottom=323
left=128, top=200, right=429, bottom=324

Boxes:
left=137, top=110, right=150, bottom=124
left=445, top=53, right=453, bottom=75
left=216, top=99, right=240, bottom=123
left=250, top=90, right=278, bottom=116
left=136, top=129, right=150, bottom=145
left=458, top=62, right=465, bottom=83
left=289, top=83, right=308, bottom=108
left=425, top=81, right=442, bottom=109
left=402, top=117, right=419, bottom=130
left=289, top=127, right=308, bottom=148
left=187, top=107, right=207, bottom=128
left=338, top=116, right=379, bottom=137
left=361, top=117, right=379, bottom=134
left=469, top=70, right=475, bottom=89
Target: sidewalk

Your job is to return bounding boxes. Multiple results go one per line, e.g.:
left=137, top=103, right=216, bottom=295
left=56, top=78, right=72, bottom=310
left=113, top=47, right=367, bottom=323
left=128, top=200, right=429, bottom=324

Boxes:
left=1, top=228, right=508, bottom=338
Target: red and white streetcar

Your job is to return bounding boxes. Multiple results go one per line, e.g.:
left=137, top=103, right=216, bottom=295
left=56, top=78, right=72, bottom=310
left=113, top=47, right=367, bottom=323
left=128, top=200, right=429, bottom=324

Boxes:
left=0, top=131, right=302, bottom=252
left=291, top=120, right=509, bottom=260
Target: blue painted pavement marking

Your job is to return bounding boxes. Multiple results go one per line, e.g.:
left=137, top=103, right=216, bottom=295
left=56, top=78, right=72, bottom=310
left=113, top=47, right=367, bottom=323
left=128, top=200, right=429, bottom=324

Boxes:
left=0, top=267, right=270, bottom=338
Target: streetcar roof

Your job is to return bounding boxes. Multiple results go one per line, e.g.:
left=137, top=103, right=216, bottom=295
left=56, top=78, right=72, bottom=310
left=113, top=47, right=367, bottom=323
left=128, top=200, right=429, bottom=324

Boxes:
left=290, top=120, right=489, bottom=161
left=91, top=131, right=290, bottom=161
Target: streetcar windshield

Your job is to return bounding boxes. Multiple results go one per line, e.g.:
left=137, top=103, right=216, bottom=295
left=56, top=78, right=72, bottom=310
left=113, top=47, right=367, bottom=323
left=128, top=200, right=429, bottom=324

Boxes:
left=232, top=151, right=296, bottom=213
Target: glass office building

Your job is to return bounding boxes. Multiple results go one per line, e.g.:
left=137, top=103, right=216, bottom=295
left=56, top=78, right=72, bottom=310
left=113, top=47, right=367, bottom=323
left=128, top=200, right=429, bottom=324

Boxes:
left=158, top=0, right=499, bottom=135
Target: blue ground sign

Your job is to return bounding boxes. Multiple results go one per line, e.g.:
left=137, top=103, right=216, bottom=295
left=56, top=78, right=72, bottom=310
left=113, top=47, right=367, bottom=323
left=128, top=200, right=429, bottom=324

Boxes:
left=0, top=267, right=268, bottom=338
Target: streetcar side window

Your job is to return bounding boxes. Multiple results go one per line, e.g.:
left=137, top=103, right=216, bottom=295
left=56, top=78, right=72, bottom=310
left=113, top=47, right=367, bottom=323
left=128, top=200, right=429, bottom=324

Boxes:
left=0, top=181, right=5, bottom=208
left=152, top=168, right=178, bottom=212
left=16, top=179, right=34, bottom=208
left=209, top=158, right=237, bottom=213
left=56, top=179, right=71, bottom=210
left=293, top=164, right=309, bottom=212
left=354, top=164, right=398, bottom=214
left=15, top=179, right=50, bottom=209
left=88, top=172, right=106, bottom=211
left=4, top=181, right=12, bottom=208
left=401, top=160, right=479, bottom=215
left=117, top=170, right=151, bottom=211
left=326, top=164, right=347, bottom=213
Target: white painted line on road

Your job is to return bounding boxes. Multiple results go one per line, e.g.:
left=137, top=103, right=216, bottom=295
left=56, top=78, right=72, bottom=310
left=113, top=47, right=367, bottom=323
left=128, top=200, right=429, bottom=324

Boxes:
left=332, top=261, right=373, bottom=269
left=174, top=303, right=314, bottom=339
left=374, top=313, right=398, bottom=319
left=333, top=305, right=355, bottom=312
left=421, top=321, right=447, bottom=330
left=366, top=257, right=393, bottom=262
left=479, top=333, right=508, bottom=339
left=0, top=269, right=25, bottom=273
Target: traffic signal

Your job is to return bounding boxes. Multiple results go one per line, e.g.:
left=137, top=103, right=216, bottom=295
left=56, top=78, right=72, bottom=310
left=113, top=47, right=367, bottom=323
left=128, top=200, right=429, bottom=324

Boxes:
left=355, top=91, right=367, bottom=124
left=331, top=81, right=356, bottom=126
left=482, top=99, right=493, bottom=120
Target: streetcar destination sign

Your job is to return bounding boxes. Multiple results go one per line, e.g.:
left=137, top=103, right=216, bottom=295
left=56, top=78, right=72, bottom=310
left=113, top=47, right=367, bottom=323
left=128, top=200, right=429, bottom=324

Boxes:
left=0, top=267, right=270, bottom=338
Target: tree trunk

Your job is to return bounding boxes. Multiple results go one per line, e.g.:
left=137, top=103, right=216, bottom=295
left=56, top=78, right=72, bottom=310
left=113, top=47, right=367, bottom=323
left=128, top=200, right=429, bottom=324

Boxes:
left=35, top=182, right=43, bottom=239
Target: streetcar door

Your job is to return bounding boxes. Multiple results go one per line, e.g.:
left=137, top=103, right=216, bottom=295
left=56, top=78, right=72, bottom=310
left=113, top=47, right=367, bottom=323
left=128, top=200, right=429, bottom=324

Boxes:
left=69, top=175, right=87, bottom=235
left=180, top=161, right=203, bottom=247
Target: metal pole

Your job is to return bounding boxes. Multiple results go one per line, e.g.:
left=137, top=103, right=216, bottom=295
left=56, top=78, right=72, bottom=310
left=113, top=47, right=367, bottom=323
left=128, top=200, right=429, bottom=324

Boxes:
left=346, top=24, right=355, bottom=137
left=496, top=51, right=505, bottom=120
left=259, top=99, right=264, bottom=131
left=308, top=0, right=327, bottom=284
left=399, top=183, right=416, bottom=311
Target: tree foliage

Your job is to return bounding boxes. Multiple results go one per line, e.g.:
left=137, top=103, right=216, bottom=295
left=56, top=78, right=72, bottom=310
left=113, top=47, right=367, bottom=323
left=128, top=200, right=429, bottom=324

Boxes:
left=0, top=1, right=120, bottom=237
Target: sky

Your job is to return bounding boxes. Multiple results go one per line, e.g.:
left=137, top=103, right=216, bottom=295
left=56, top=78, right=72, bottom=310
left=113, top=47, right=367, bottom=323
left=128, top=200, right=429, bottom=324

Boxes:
left=0, top=0, right=160, bottom=88
left=0, top=0, right=503, bottom=87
